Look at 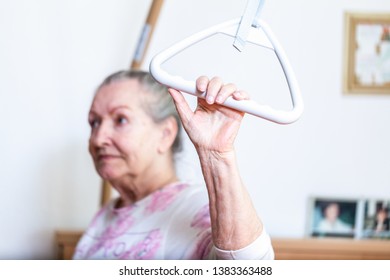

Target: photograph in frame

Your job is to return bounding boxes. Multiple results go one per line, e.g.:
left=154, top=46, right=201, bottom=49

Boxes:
left=343, top=13, right=390, bottom=94
left=308, top=197, right=358, bottom=238
left=362, top=199, right=390, bottom=239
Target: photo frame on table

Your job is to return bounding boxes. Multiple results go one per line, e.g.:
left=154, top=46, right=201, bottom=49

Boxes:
left=307, top=197, right=360, bottom=238
left=362, top=199, right=390, bottom=239
left=343, top=12, right=390, bottom=94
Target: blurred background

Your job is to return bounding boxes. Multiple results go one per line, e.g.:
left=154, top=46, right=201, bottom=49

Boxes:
left=0, top=0, right=389, bottom=259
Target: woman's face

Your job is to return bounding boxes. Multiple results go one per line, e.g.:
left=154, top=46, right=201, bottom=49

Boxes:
left=324, top=203, right=340, bottom=222
left=377, top=209, right=387, bottom=222
left=88, top=79, right=163, bottom=182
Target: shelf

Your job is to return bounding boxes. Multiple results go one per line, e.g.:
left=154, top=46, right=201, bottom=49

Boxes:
left=272, top=237, right=390, bottom=260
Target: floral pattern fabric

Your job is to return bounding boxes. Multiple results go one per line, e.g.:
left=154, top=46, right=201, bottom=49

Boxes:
left=73, top=182, right=274, bottom=260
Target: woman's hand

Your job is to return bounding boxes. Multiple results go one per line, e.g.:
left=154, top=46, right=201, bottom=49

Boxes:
left=168, top=76, right=249, bottom=154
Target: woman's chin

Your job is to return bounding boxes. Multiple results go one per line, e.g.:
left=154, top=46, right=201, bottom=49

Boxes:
left=97, top=167, right=121, bottom=182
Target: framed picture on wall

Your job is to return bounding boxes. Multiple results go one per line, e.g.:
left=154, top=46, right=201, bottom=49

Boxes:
left=362, top=199, right=390, bottom=239
left=307, top=197, right=359, bottom=238
left=343, top=12, right=390, bottom=94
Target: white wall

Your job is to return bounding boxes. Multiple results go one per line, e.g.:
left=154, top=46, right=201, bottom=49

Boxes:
left=1, top=0, right=389, bottom=259
left=0, top=0, right=151, bottom=259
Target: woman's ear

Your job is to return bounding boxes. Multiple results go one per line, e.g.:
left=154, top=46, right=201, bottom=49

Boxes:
left=158, top=116, right=178, bottom=154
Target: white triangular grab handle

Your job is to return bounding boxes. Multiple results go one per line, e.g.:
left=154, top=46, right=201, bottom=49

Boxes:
left=149, top=18, right=304, bottom=124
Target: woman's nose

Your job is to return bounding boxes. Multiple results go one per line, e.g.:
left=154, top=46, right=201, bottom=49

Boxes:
left=91, top=122, right=112, bottom=147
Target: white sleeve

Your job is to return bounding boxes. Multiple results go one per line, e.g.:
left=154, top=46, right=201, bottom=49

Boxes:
left=209, top=228, right=275, bottom=260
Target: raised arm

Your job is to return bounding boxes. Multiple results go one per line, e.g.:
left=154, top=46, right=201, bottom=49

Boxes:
left=168, top=76, right=264, bottom=251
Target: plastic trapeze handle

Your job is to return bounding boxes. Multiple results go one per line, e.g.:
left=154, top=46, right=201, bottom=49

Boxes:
left=149, top=18, right=304, bottom=124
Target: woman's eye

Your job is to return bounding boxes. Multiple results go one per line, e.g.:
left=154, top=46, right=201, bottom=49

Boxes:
left=117, top=116, right=128, bottom=125
left=89, top=119, right=100, bottom=128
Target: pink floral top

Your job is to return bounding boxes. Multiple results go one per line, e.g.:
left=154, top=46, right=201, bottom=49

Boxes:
left=73, top=182, right=274, bottom=260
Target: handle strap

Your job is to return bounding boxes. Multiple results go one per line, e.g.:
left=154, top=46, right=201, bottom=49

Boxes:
left=149, top=18, right=303, bottom=124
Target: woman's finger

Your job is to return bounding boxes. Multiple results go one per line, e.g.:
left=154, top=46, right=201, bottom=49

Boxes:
left=215, top=83, right=237, bottom=104
left=196, top=76, right=209, bottom=93
left=233, top=90, right=250, bottom=101
left=205, top=76, right=223, bottom=104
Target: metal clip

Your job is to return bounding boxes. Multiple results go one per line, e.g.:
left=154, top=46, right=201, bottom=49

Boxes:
left=233, top=0, right=265, bottom=51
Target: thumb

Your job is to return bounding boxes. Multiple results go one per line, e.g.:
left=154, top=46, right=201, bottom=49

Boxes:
left=168, top=88, right=193, bottom=125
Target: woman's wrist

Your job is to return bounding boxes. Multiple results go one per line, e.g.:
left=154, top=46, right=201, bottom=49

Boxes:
left=196, top=147, right=241, bottom=193
left=196, top=147, right=236, bottom=164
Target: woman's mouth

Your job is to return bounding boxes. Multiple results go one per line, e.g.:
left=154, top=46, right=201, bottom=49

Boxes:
left=97, top=154, right=120, bottom=162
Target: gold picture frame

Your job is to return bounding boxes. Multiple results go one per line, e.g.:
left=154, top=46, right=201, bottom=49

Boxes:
left=343, top=13, right=390, bottom=94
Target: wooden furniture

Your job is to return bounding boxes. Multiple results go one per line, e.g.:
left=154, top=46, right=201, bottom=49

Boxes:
left=55, top=230, right=390, bottom=260
left=56, top=230, right=83, bottom=260
left=272, top=238, right=390, bottom=260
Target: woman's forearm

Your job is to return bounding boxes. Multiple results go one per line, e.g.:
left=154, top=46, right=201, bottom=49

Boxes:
left=197, top=148, right=263, bottom=250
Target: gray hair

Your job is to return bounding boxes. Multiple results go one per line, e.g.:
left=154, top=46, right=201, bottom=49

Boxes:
left=97, top=70, right=183, bottom=154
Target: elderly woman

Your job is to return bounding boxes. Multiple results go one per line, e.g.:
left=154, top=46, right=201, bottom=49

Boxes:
left=73, top=70, right=274, bottom=259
